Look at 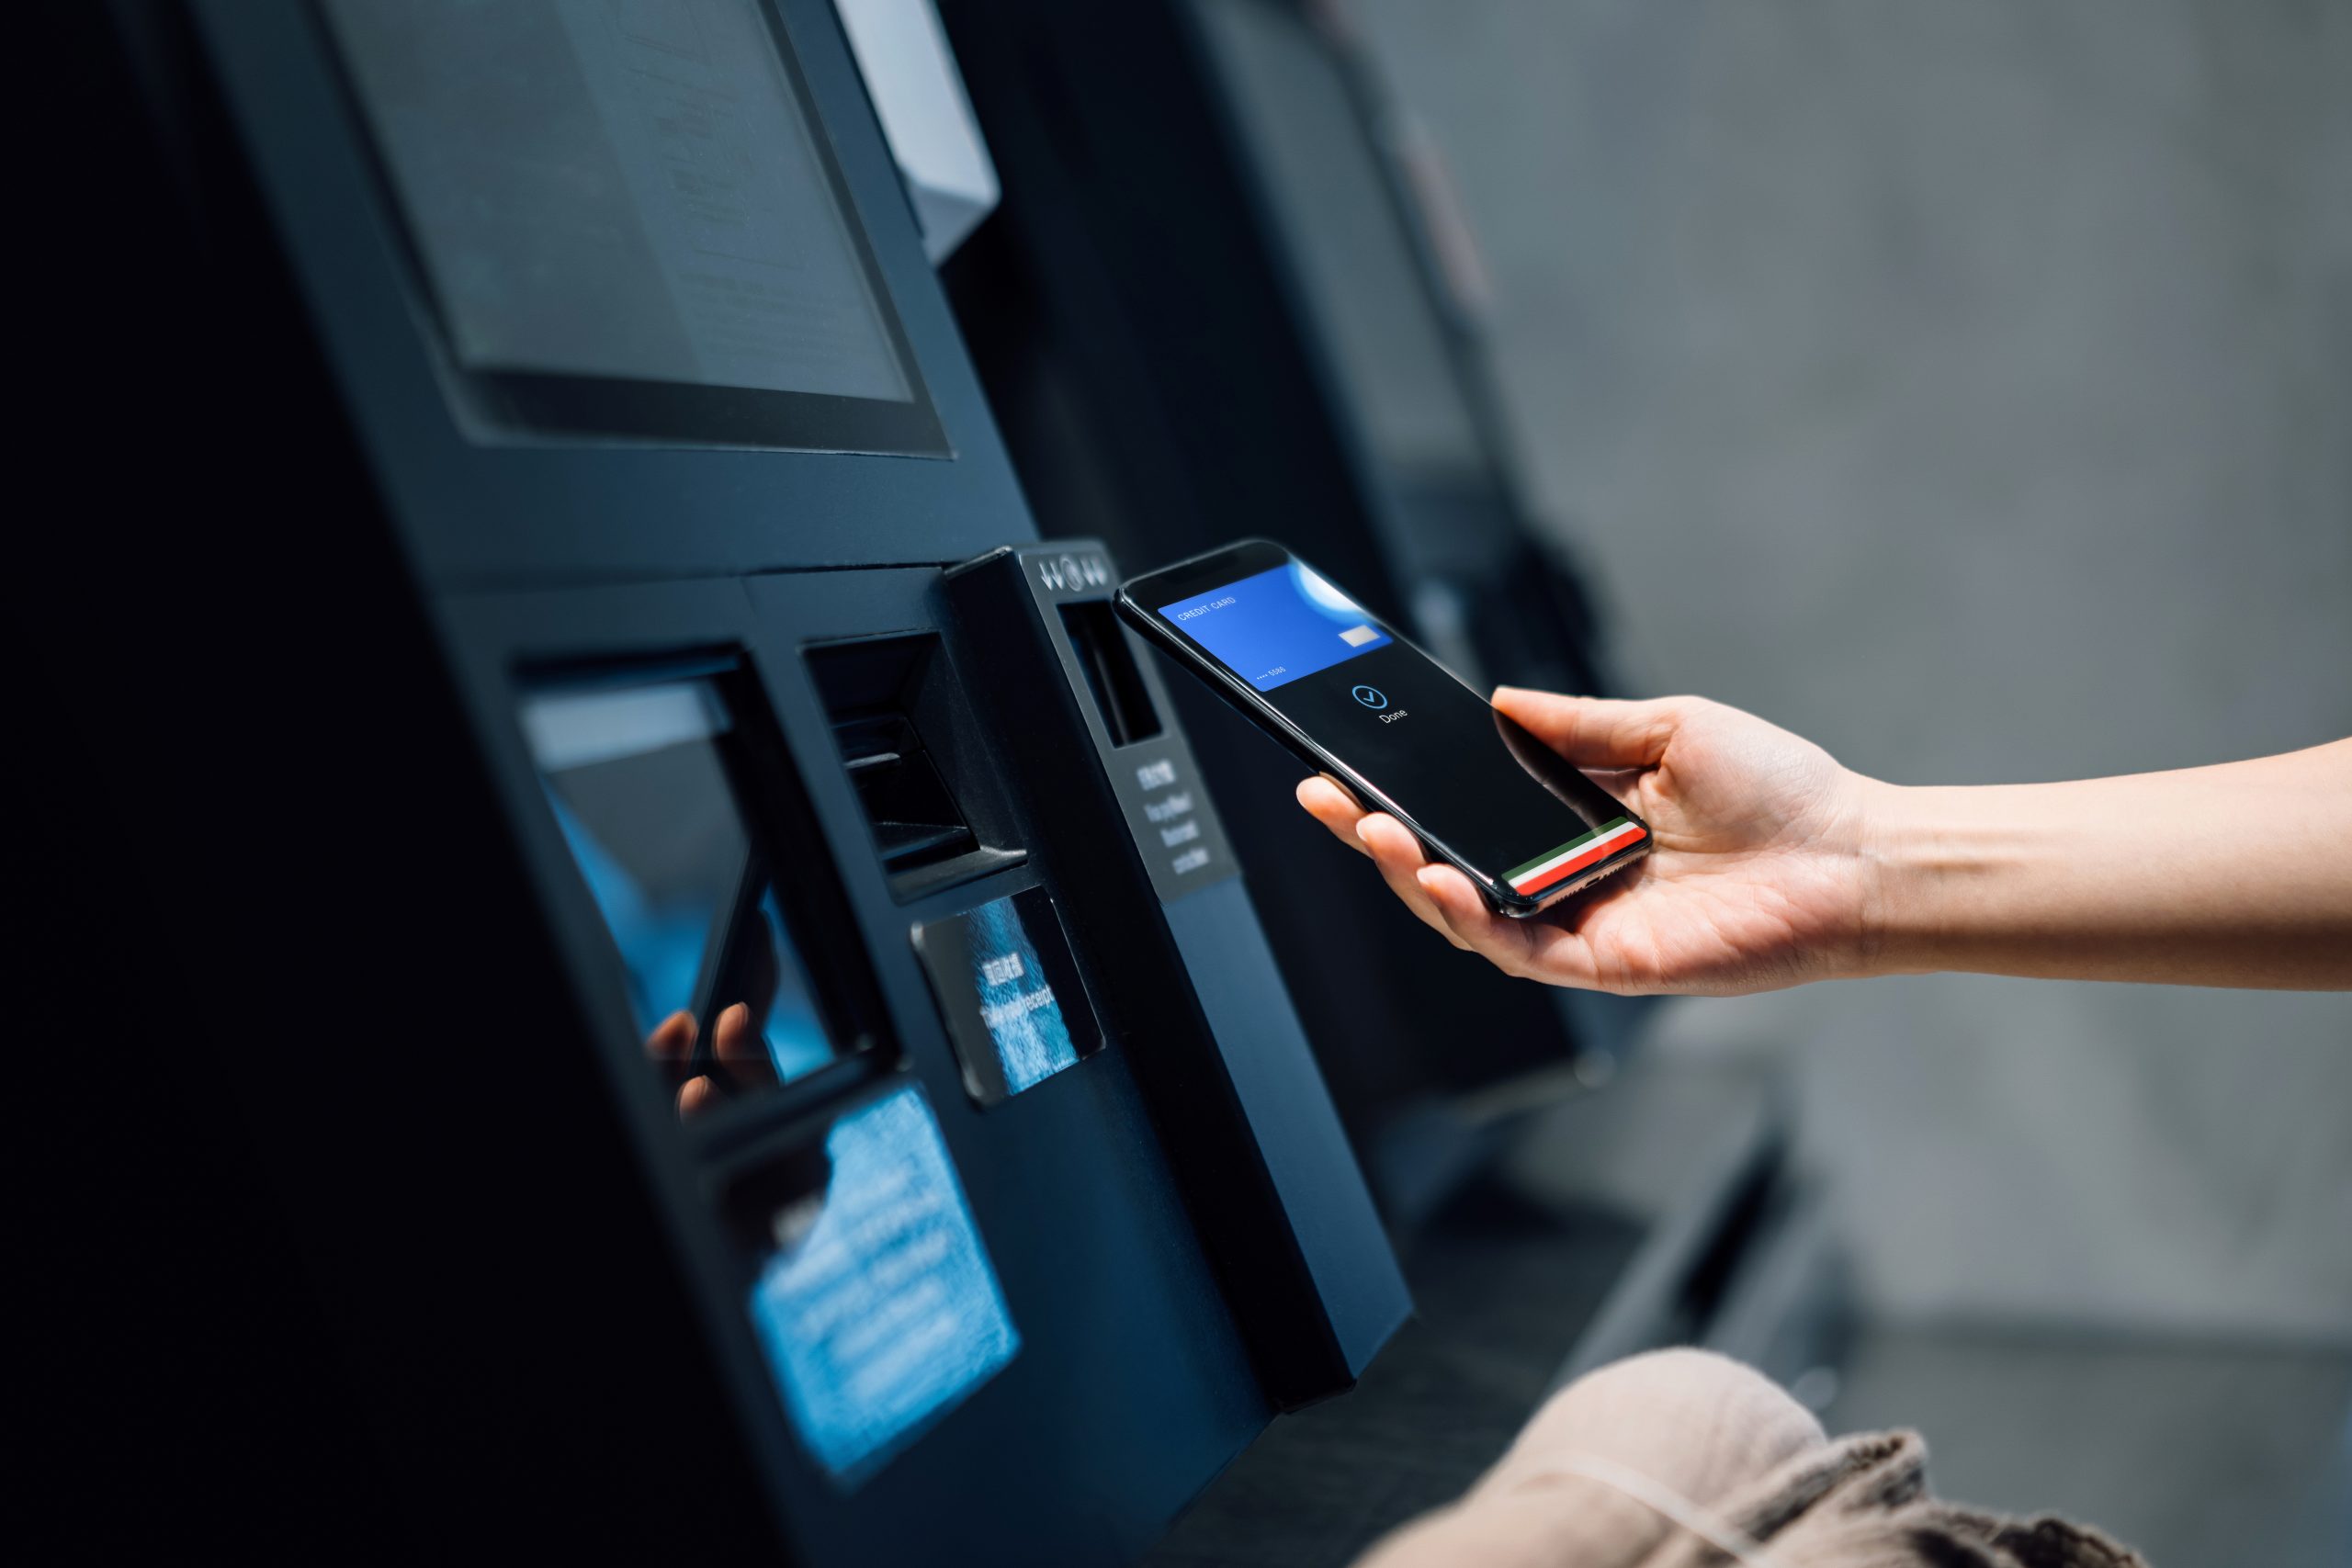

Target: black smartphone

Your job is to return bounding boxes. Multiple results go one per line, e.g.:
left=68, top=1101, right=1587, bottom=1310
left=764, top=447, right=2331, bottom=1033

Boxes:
left=1115, top=540, right=1649, bottom=917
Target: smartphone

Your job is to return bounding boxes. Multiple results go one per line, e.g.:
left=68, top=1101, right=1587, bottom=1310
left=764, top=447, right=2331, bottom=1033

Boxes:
left=1115, top=540, right=1648, bottom=917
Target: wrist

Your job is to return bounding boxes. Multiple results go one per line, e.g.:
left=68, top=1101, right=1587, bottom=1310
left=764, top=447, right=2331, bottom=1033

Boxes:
left=1849, top=777, right=1946, bottom=979
left=1854, top=779, right=2041, bottom=979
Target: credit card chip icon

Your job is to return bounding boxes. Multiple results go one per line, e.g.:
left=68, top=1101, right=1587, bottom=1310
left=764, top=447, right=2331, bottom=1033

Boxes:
left=1339, top=624, right=1380, bottom=647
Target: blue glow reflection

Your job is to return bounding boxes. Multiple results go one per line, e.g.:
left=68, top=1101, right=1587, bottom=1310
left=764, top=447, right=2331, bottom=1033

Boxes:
left=965, top=894, right=1080, bottom=1094
left=547, top=793, right=710, bottom=1033
left=526, top=679, right=841, bottom=1092
left=748, top=1086, right=1018, bottom=1484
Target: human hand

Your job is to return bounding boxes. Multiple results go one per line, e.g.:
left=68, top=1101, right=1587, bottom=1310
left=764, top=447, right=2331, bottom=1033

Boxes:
left=645, top=1001, right=776, bottom=1117
left=1296, top=689, right=1882, bottom=996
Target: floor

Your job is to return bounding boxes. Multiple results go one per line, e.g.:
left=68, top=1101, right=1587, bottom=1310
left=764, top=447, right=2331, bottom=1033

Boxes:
left=1151, top=1210, right=2352, bottom=1566
left=1826, top=1328, right=2352, bottom=1568
left=1152, top=1254, right=2352, bottom=1567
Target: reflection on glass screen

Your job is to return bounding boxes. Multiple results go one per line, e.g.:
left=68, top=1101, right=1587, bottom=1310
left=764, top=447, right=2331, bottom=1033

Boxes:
left=523, top=679, right=848, bottom=1112
left=743, top=1084, right=1019, bottom=1484
left=324, top=0, right=911, bottom=403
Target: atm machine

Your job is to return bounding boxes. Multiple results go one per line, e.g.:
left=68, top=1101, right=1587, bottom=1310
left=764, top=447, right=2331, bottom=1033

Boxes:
left=935, top=0, right=1648, bottom=1215
left=20, top=2, right=1404, bottom=1561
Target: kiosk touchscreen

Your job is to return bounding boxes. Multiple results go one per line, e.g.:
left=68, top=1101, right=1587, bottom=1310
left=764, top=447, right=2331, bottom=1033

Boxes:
left=321, top=0, right=945, bottom=452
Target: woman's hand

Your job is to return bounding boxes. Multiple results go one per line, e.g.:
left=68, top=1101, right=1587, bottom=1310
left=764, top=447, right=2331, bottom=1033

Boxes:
left=1296, top=688, right=1883, bottom=996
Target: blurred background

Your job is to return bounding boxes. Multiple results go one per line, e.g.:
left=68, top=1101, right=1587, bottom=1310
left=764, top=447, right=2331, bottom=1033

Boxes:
left=1339, top=1, right=2352, bottom=1560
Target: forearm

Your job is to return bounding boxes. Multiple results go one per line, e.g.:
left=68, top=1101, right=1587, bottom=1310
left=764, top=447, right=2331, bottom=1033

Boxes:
left=1860, top=739, right=2352, bottom=988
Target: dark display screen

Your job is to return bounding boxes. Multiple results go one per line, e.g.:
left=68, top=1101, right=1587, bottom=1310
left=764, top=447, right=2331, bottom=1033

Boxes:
left=1194, top=0, right=1486, bottom=479
left=1155, top=555, right=1642, bottom=897
left=323, top=0, right=944, bottom=451
left=523, top=676, right=862, bottom=1111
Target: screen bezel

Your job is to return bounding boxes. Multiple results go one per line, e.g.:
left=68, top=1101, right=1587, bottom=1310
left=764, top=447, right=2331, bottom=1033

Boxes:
left=188, top=0, right=1044, bottom=584
left=1118, top=540, right=1647, bottom=914
left=317, top=0, right=949, bottom=457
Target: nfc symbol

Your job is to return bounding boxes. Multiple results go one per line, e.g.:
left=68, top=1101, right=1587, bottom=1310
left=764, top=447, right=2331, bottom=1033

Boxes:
left=1351, top=685, right=1388, bottom=710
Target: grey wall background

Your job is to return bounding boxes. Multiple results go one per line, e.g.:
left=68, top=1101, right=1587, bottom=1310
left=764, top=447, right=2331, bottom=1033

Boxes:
left=1349, top=0, right=2352, bottom=1339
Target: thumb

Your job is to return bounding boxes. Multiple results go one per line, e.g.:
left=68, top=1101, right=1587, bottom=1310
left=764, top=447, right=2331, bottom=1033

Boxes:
left=1493, top=689, right=1683, bottom=770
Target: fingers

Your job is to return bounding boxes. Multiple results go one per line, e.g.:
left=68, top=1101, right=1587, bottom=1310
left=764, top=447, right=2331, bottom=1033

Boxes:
left=1354, top=814, right=1471, bottom=949
left=1299, top=776, right=1465, bottom=947
left=1412, top=863, right=1607, bottom=990
left=649, top=1009, right=712, bottom=1118
left=1581, top=764, right=1648, bottom=816
left=713, top=1000, right=755, bottom=1065
left=1408, top=863, right=1533, bottom=974
left=656, top=1005, right=776, bottom=1117
left=1493, top=689, right=1687, bottom=772
left=1296, top=774, right=1374, bottom=857
left=1302, top=769, right=1612, bottom=981
left=646, top=1008, right=698, bottom=1066
left=713, top=1000, right=776, bottom=1089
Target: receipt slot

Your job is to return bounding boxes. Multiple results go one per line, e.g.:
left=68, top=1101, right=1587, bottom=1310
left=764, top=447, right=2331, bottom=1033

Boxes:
left=949, top=541, right=1408, bottom=1403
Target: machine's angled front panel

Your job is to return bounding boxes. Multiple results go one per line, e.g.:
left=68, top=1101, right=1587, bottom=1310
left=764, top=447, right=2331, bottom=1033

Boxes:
left=746, top=568, right=1272, bottom=1562
left=191, top=0, right=1034, bottom=585
left=441, top=570, right=1272, bottom=1562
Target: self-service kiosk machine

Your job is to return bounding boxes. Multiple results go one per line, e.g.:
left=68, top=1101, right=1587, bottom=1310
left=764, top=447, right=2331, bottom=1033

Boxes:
left=936, top=0, right=1644, bottom=1211
left=25, top=2, right=1403, bottom=1561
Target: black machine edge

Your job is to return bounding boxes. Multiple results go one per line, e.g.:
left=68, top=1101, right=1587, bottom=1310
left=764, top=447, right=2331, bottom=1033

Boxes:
left=946, top=540, right=1408, bottom=1400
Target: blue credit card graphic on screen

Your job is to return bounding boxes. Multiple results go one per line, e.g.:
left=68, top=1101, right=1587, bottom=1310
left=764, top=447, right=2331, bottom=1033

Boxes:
left=1157, top=562, right=1392, bottom=692
left=1130, top=543, right=1648, bottom=909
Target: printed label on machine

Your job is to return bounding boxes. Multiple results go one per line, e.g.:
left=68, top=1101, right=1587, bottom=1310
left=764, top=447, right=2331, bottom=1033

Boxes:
left=911, top=886, right=1103, bottom=1105
left=744, top=1084, right=1020, bottom=1485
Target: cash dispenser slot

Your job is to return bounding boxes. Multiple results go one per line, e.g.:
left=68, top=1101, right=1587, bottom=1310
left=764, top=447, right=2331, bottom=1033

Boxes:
left=808, top=633, right=1026, bottom=898
left=835, top=705, right=972, bottom=866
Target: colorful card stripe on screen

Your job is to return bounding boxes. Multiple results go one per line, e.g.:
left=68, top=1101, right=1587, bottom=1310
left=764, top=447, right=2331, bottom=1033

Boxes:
left=1504, top=818, right=1647, bottom=895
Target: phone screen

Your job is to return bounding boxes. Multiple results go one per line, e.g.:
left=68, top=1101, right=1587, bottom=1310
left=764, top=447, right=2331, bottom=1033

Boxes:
left=1144, top=552, right=1645, bottom=900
